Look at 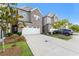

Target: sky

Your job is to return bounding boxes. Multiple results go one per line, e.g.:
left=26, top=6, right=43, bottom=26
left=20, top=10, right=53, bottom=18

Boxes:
left=17, top=3, right=79, bottom=25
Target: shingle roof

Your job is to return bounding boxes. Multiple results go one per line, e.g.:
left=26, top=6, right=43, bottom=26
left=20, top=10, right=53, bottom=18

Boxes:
left=19, top=6, right=33, bottom=11
left=47, top=13, right=54, bottom=17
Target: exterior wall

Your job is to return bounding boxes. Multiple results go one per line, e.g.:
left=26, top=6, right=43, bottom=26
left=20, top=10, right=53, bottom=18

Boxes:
left=31, top=9, right=42, bottom=33
left=18, top=9, right=31, bottom=22
left=42, top=16, right=52, bottom=34
left=43, top=15, right=59, bottom=34
left=53, top=15, right=58, bottom=23
left=43, top=17, right=47, bottom=26
left=18, top=9, right=31, bottom=32
left=18, top=8, right=42, bottom=33
left=43, top=24, right=52, bottom=34
left=43, top=17, right=52, bottom=25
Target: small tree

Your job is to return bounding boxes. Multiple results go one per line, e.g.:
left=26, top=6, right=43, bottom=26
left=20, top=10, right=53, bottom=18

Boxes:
left=0, top=6, right=8, bottom=38
left=0, top=3, right=23, bottom=34
left=0, top=5, right=8, bottom=52
left=52, top=19, right=69, bottom=29
left=7, top=3, right=23, bottom=33
left=0, top=3, right=23, bottom=52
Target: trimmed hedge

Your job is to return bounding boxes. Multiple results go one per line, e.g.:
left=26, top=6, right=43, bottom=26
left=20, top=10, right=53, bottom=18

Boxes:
left=6, top=33, right=13, bottom=37
left=16, top=32, right=22, bottom=36
left=6, top=32, right=22, bottom=37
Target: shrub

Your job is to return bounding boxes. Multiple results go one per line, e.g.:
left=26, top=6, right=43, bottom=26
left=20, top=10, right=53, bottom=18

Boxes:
left=5, top=32, right=22, bottom=37
left=16, top=32, right=22, bottom=36
left=6, top=33, right=13, bottom=37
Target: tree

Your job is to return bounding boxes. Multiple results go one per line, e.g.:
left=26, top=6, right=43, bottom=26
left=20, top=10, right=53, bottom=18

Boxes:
left=0, top=3, right=24, bottom=36
left=52, top=19, right=69, bottom=29
left=0, top=6, right=8, bottom=38
left=0, top=4, right=10, bottom=52
left=7, top=3, right=23, bottom=33
left=0, top=3, right=23, bottom=34
left=69, top=24, right=79, bottom=32
left=0, top=3, right=23, bottom=52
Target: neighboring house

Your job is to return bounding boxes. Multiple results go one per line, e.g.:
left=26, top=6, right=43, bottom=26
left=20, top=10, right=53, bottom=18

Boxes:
left=42, top=13, right=58, bottom=34
left=18, top=7, right=43, bottom=33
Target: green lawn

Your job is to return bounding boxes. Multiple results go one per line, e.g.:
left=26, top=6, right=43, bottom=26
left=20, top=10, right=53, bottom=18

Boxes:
left=17, top=41, right=33, bottom=56
left=51, top=34, right=72, bottom=40
left=0, top=41, right=33, bottom=56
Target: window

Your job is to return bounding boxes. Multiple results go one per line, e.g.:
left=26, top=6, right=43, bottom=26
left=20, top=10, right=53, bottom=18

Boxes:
left=34, top=15, right=40, bottom=20
left=47, top=17, right=51, bottom=24
left=19, top=10, right=30, bottom=22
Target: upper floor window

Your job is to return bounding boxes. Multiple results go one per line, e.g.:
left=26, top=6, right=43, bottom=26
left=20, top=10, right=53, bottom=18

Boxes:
left=19, top=10, right=31, bottom=22
left=34, top=15, right=40, bottom=20
left=47, top=17, right=51, bottom=24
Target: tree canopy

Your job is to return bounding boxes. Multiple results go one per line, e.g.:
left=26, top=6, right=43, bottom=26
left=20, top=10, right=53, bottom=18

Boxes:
left=52, top=19, right=69, bottom=29
left=69, top=24, right=79, bottom=32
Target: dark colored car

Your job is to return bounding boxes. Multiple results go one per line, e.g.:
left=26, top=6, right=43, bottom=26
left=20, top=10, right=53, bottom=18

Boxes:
left=53, top=29, right=73, bottom=36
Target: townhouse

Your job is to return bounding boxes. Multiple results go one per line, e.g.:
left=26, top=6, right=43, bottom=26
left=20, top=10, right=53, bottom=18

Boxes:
left=42, top=13, right=58, bottom=34
left=17, top=7, right=59, bottom=34
left=0, top=4, right=59, bottom=36
left=18, top=7, right=43, bottom=33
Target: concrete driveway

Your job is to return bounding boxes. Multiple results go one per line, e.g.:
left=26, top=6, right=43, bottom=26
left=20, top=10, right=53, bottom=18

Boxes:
left=24, top=33, right=79, bottom=56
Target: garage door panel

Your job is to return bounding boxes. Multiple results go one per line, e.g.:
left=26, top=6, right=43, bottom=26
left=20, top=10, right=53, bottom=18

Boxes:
left=22, top=27, right=40, bottom=35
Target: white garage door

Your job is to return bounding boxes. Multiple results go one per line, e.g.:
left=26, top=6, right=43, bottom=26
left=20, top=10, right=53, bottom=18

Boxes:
left=22, top=27, right=40, bottom=35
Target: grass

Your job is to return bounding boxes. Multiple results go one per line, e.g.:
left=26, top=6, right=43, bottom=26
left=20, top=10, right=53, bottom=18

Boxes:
left=51, top=34, right=72, bottom=40
left=0, top=41, right=33, bottom=56
left=16, top=41, right=33, bottom=56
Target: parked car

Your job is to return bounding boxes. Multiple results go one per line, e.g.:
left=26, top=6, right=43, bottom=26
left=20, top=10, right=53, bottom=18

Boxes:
left=53, top=29, right=73, bottom=36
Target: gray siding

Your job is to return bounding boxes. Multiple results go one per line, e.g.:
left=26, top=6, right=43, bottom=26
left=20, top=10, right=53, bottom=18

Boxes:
left=18, top=9, right=31, bottom=22
left=31, top=9, right=42, bottom=33
left=43, top=14, right=59, bottom=34
left=18, top=8, right=43, bottom=33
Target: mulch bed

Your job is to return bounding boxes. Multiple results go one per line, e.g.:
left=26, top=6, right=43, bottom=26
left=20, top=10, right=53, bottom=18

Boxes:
left=4, top=34, right=26, bottom=44
left=0, top=34, right=26, bottom=56
left=0, top=46, right=21, bottom=56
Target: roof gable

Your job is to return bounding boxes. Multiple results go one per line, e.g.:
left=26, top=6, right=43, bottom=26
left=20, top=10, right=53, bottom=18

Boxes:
left=47, top=13, right=54, bottom=17
left=19, top=6, right=32, bottom=11
left=31, top=8, right=43, bottom=16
